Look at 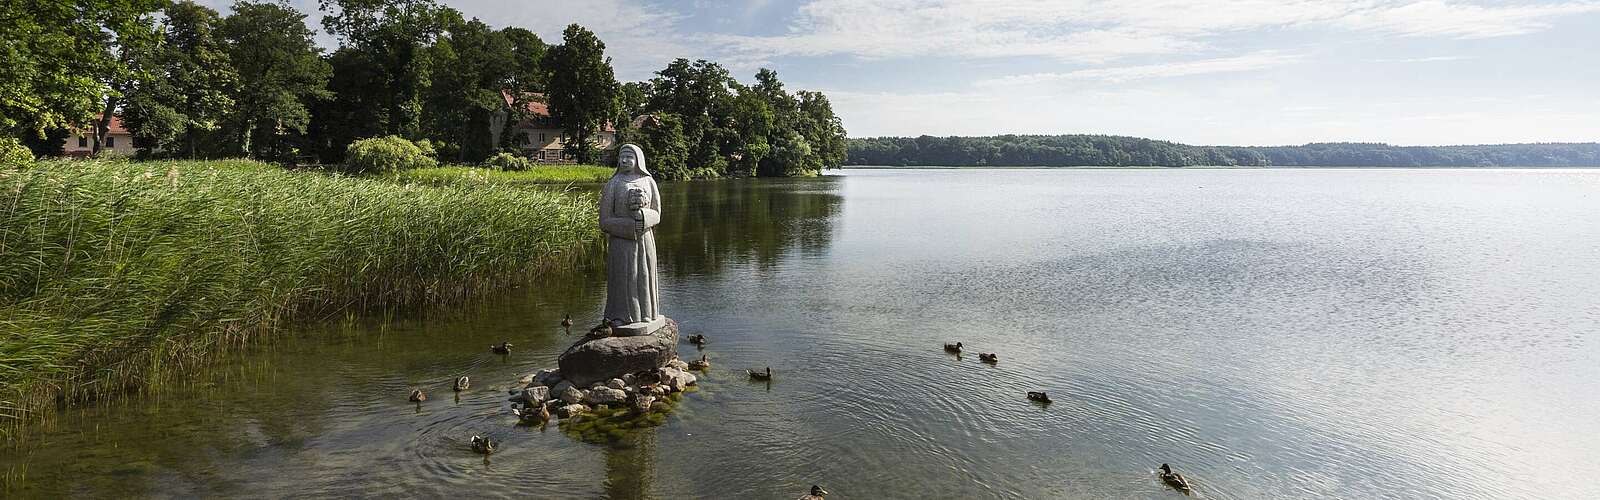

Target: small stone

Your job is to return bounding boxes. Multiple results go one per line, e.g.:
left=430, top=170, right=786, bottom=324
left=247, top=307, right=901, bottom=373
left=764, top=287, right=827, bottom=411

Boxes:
left=587, top=388, right=628, bottom=406
left=533, top=369, right=563, bottom=387
left=665, top=358, right=690, bottom=370
left=560, top=386, right=584, bottom=404
left=621, top=373, right=637, bottom=385
left=632, top=395, right=655, bottom=414
left=517, top=372, right=537, bottom=386
left=552, top=380, right=574, bottom=395
left=624, top=385, right=636, bottom=393
left=557, top=404, right=588, bottom=418
left=607, top=378, right=626, bottom=390
left=511, top=386, right=550, bottom=405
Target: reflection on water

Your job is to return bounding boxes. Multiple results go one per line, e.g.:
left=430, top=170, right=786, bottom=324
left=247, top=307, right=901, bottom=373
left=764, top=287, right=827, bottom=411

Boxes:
left=5, top=169, right=1600, bottom=499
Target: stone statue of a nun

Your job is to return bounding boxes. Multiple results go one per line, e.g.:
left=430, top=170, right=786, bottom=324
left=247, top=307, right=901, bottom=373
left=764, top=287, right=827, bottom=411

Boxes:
left=600, top=144, right=665, bottom=335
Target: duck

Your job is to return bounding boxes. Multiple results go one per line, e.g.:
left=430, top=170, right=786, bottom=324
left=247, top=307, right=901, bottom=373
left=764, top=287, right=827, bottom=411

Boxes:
left=687, top=354, right=710, bottom=370
left=799, top=484, right=830, bottom=499
left=454, top=376, right=470, bottom=392
left=408, top=388, right=427, bottom=402
left=561, top=314, right=573, bottom=335
left=490, top=342, right=513, bottom=354
left=512, top=402, right=550, bottom=423
left=1159, top=463, right=1193, bottom=493
left=943, top=341, right=963, bottom=353
left=687, top=333, right=707, bottom=345
left=588, top=319, right=614, bottom=338
left=978, top=352, right=999, bottom=363
left=747, top=367, right=773, bottom=381
left=1027, top=391, right=1051, bottom=404
left=470, top=434, right=496, bottom=455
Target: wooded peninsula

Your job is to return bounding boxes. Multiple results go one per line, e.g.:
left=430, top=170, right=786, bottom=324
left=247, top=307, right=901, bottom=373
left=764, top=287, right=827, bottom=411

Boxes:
left=847, top=135, right=1600, bottom=167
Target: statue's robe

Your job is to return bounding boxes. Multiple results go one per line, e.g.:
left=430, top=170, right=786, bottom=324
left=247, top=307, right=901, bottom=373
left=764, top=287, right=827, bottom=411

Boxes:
left=599, top=172, right=661, bottom=325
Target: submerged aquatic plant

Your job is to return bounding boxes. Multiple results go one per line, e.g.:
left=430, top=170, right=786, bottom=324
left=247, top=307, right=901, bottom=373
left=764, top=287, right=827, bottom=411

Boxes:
left=0, top=159, right=597, bottom=438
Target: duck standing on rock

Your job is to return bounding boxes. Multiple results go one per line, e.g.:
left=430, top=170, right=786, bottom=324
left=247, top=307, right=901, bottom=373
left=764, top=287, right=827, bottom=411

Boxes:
left=562, top=314, right=573, bottom=335
left=687, top=355, right=710, bottom=370
left=490, top=342, right=513, bottom=354
left=978, top=353, right=999, bottom=363
left=454, top=376, right=470, bottom=391
left=1159, top=463, right=1193, bottom=494
left=588, top=319, right=614, bottom=339
left=747, top=367, right=773, bottom=381
left=799, top=485, right=829, bottom=499
left=470, top=435, right=496, bottom=455
left=409, top=388, right=427, bottom=402
left=1027, top=391, right=1051, bottom=404
left=943, top=342, right=963, bottom=353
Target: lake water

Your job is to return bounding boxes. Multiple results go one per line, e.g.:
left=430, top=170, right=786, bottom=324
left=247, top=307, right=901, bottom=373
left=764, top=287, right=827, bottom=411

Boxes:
left=5, top=168, right=1600, bottom=499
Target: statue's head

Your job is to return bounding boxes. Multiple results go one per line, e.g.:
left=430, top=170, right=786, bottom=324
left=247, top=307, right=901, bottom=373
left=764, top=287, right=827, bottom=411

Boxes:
left=617, top=144, right=650, bottom=176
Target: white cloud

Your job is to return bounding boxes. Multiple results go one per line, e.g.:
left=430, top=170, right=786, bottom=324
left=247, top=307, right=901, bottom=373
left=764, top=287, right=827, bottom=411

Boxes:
left=713, top=0, right=1600, bottom=63
left=976, top=51, right=1304, bottom=86
left=1371, top=55, right=1470, bottom=62
left=1340, top=1, right=1600, bottom=38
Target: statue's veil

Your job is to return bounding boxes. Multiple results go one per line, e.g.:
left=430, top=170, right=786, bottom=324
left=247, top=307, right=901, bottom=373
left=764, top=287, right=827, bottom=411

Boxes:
left=617, top=143, right=650, bottom=176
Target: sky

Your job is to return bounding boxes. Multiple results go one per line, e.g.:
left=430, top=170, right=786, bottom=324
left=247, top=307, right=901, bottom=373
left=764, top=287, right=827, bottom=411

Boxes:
left=204, top=0, right=1600, bottom=146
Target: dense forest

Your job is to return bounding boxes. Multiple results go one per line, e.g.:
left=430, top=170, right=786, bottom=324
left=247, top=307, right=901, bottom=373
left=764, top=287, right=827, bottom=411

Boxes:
left=847, top=135, right=1600, bottom=167
left=2, top=0, right=847, bottom=180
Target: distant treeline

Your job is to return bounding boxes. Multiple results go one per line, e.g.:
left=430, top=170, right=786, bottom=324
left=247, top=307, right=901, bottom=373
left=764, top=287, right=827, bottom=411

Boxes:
left=847, top=135, right=1600, bottom=167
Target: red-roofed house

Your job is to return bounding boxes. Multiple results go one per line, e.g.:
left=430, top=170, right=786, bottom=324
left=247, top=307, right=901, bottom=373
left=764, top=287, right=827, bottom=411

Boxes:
left=65, top=115, right=134, bottom=156
left=500, top=92, right=616, bottom=162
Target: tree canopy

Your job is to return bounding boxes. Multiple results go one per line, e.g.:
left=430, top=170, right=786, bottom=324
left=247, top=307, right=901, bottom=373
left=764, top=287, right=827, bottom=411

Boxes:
left=3, top=1, right=846, bottom=179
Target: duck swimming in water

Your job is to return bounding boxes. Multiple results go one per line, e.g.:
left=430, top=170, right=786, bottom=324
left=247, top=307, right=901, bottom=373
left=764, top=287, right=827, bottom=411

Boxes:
left=490, top=342, right=513, bottom=354
left=561, top=314, right=573, bottom=335
left=1027, top=391, right=1051, bottom=404
left=1159, top=463, right=1193, bottom=494
left=454, top=376, right=470, bottom=391
left=687, top=333, right=707, bottom=345
left=409, top=388, right=427, bottom=402
left=943, top=342, right=963, bottom=353
left=471, top=434, right=496, bottom=455
left=799, top=484, right=829, bottom=499
left=978, top=352, right=998, bottom=363
left=687, top=354, right=710, bottom=370
left=747, top=367, right=773, bottom=381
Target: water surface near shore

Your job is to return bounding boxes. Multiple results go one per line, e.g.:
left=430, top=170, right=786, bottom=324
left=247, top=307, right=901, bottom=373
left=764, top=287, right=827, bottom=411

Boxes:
left=6, top=168, right=1599, bottom=499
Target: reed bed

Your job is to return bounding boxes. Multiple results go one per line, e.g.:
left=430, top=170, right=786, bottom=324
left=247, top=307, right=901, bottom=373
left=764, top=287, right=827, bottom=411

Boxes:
left=0, top=159, right=597, bottom=436
left=395, top=165, right=614, bottom=187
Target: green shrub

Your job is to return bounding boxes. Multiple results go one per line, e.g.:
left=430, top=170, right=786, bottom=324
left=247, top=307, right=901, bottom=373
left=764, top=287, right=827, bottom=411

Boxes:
left=1, top=138, right=32, bottom=169
left=342, top=135, right=437, bottom=175
left=486, top=152, right=533, bottom=171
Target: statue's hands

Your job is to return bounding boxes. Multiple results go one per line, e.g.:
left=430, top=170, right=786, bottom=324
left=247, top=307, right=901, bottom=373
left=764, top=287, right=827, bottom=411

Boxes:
left=635, top=219, right=646, bottom=233
left=627, top=189, right=644, bottom=210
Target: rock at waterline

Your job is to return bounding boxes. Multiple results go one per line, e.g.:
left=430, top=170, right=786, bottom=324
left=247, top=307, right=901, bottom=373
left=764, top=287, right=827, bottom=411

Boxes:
left=586, top=387, right=628, bottom=406
left=511, top=386, right=550, bottom=405
left=607, top=378, right=626, bottom=390
left=557, top=404, right=589, bottom=419
left=559, top=386, right=585, bottom=404
left=557, top=318, right=679, bottom=386
left=532, top=368, right=563, bottom=387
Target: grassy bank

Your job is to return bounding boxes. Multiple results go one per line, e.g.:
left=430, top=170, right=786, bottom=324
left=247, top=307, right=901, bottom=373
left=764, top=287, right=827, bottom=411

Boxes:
left=0, top=159, right=596, bottom=435
left=394, top=165, right=614, bottom=187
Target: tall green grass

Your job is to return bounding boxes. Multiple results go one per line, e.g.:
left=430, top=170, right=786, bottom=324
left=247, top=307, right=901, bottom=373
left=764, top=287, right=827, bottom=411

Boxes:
left=0, top=159, right=596, bottom=436
left=395, top=165, right=614, bottom=187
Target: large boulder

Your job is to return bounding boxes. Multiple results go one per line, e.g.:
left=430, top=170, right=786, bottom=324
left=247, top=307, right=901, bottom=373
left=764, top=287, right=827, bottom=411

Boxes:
left=586, top=388, right=628, bottom=406
left=557, top=318, right=678, bottom=386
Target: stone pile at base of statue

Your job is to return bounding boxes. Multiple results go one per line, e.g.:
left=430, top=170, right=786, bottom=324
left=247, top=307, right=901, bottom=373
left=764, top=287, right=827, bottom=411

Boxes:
left=510, top=318, right=696, bottom=420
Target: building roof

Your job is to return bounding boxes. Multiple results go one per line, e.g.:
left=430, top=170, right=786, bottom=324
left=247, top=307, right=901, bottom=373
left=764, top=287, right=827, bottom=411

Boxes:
left=78, top=114, right=128, bottom=135
left=502, top=91, right=615, bottom=132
